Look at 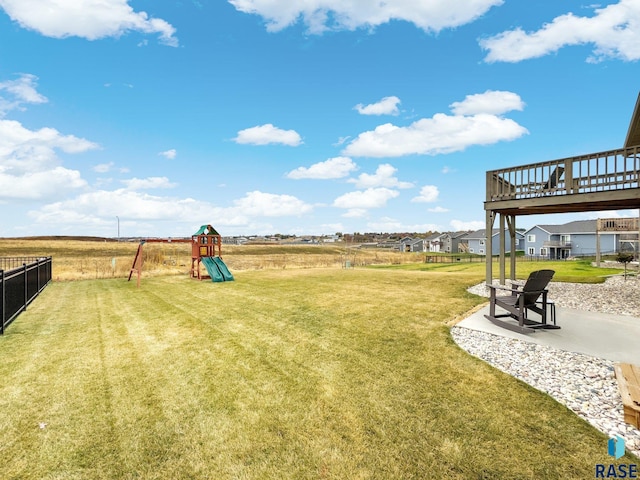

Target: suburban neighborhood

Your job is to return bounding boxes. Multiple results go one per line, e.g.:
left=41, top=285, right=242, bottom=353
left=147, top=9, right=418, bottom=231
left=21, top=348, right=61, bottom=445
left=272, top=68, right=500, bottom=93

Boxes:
left=218, top=218, right=639, bottom=260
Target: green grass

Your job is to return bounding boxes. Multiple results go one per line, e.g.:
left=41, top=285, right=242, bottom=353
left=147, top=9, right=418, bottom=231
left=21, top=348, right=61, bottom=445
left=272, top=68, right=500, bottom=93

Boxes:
left=370, top=259, right=625, bottom=283
left=0, top=268, right=635, bottom=479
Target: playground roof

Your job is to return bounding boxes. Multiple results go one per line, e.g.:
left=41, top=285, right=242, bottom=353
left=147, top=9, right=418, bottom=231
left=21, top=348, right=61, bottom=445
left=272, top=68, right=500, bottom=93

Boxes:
left=194, top=225, right=220, bottom=236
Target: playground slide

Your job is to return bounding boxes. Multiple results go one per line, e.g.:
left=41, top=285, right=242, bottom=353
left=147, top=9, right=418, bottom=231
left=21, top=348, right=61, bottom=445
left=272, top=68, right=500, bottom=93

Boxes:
left=201, top=256, right=224, bottom=282
left=212, top=256, right=234, bottom=281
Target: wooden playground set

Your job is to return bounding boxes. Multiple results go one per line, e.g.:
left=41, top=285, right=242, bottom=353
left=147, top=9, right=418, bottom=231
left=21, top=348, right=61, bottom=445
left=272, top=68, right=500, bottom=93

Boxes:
left=128, top=224, right=234, bottom=287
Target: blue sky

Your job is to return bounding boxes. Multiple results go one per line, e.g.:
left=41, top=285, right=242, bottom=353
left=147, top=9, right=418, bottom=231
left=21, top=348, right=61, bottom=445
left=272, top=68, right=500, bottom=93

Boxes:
left=1, top=0, right=639, bottom=238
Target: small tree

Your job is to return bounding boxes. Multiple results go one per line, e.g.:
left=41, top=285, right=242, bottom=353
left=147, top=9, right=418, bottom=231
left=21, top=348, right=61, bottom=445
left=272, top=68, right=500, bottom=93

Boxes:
left=616, top=252, right=634, bottom=280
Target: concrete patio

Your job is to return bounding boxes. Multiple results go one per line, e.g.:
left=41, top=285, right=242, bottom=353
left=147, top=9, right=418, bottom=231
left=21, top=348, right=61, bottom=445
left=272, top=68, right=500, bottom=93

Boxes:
left=457, top=304, right=640, bottom=365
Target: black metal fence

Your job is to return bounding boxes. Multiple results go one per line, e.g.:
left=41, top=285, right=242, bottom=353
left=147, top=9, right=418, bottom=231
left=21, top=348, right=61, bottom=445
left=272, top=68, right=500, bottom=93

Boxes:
left=0, top=257, right=52, bottom=334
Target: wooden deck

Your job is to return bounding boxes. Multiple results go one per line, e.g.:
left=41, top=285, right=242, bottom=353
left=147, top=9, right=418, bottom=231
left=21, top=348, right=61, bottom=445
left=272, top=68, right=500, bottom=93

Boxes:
left=485, top=145, right=640, bottom=216
left=484, top=93, right=640, bottom=284
left=614, top=363, right=640, bottom=429
left=484, top=147, right=640, bottom=284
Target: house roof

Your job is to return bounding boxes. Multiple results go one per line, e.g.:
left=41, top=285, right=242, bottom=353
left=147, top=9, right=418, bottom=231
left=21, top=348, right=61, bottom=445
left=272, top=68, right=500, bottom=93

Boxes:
left=526, top=219, right=606, bottom=235
left=399, top=237, right=424, bottom=245
left=462, top=229, right=524, bottom=240
left=425, top=233, right=444, bottom=241
left=625, top=92, right=640, bottom=148
left=442, top=231, right=469, bottom=239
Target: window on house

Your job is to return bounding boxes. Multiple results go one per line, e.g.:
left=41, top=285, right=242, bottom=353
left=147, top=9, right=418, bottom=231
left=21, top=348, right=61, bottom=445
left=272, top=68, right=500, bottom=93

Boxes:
left=479, top=249, right=485, bottom=255
left=528, top=247, right=535, bottom=255
left=540, top=248, right=548, bottom=256
left=527, top=234, right=536, bottom=242
left=469, top=248, right=474, bottom=253
left=479, top=239, right=485, bottom=246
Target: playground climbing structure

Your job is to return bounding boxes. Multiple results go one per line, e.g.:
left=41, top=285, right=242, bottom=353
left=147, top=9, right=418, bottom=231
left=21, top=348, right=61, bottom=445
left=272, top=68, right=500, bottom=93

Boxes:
left=128, top=224, right=234, bottom=286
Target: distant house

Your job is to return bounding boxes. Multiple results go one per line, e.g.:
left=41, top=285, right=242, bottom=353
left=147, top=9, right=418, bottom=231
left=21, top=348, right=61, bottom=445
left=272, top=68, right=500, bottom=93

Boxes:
left=440, top=231, right=469, bottom=253
left=460, top=229, right=524, bottom=255
left=224, top=236, right=248, bottom=245
left=399, top=237, right=425, bottom=253
left=322, top=235, right=339, bottom=243
left=425, top=233, right=446, bottom=252
left=523, top=219, right=636, bottom=259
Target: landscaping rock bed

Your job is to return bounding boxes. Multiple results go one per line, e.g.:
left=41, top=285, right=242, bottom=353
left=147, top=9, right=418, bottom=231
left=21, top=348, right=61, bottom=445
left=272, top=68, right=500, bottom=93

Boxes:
left=454, top=276, right=640, bottom=457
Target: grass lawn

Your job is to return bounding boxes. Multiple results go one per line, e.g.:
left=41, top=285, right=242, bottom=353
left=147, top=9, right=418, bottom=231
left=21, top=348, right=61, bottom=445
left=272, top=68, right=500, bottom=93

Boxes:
left=371, top=258, right=626, bottom=283
left=0, top=267, right=635, bottom=479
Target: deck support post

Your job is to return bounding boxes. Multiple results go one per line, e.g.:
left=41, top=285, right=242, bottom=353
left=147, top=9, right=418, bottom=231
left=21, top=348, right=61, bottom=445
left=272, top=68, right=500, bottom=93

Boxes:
left=499, top=213, right=506, bottom=285
left=485, top=210, right=496, bottom=285
left=506, top=214, right=516, bottom=281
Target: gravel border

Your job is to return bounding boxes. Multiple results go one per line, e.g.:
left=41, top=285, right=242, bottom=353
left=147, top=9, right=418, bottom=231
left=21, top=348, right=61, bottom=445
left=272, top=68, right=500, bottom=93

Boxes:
left=453, top=276, right=640, bottom=457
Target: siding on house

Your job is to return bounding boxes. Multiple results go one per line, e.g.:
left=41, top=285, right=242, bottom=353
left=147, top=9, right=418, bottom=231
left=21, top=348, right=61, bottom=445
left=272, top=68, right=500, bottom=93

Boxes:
left=524, top=220, right=622, bottom=258
left=462, top=229, right=524, bottom=255
left=400, top=237, right=426, bottom=252
left=440, top=231, right=469, bottom=253
left=425, top=233, right=445, bottom=252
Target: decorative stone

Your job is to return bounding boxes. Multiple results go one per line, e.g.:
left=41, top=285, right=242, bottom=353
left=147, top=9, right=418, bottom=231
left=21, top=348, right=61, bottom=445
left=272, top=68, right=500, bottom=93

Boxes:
left=453, top=277, right=640, bottom=458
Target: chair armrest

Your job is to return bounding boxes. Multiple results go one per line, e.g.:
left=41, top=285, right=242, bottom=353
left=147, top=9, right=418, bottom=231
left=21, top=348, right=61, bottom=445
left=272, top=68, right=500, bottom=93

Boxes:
left=524, top=289, right=549, bottom=295
left=485, top=284, right=521, bottom=294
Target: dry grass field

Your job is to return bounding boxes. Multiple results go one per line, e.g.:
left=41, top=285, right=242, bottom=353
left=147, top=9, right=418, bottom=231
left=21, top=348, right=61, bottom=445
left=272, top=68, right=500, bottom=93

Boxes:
left=0, top=238, right=422, bottom=281
left=0, top=238, right=635, bottom=479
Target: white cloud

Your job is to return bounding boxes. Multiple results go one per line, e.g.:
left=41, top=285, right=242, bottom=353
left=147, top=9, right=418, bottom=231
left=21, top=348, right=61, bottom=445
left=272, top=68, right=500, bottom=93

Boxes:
left=411, top=185, right=439, bottom=203
left=0, top=119, right=99, bottom=173
left=480, top=0, right=640, bottom=63
left=93, top=162, right=114, bottom=173
left=30, top=190, right=216, bottom=224
left=355, top=96, right=401, bottom=116
left=228, top=0, right=503, bottom=34
left=122, top=176, right=176, bottom=190
left=576, top=209, right=638, bottom=219
left=28, top=188, right=313, bottom=234
left=367, top=217, right=442, bottom=232
left=333, top=136, right=351, bottom=146
left=0, top=119, right=98, bottom=200
left=234, top=124, right=303, bottom=146
left=343, top=113, right=527, bottom=157
left=0, top=167, right=86, bottom=200
left=333, top=187, right=399, bottom=209
left=0, top=120, right=98, bottom=171
left=286, top=156, right=357, bottom=179
left=450, top=219, right=484, bottom=231
left=348, top=163, right=413, bottom=189
left=428, top=206, right=449, bottom=213
left=0, top=74, right=48, bottom=115
left=342, top=208, right=367, bottom=218
left=321, top=222, right=344, bottom=232
left=233, top=190, right=313, bottom=216
left=343, top=91, right=527, bottom=158
left=0, top=0, right=178, bottom=46
left=159, top=148, right=177, bottom=159
left=449, top=90, right=525, bottom=116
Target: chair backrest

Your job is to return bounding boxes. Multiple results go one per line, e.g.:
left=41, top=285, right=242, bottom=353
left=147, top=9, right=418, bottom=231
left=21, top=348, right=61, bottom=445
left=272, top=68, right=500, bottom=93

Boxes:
left=545, top=166, right=565, bottom=190
left=519, top=269, right=555, bottom=306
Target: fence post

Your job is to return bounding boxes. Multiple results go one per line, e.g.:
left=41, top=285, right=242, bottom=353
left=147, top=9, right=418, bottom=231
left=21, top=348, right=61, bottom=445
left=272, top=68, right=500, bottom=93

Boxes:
left=1, top=269, right=4, bottom=335
left=23, top=263, right=28, bottom=313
